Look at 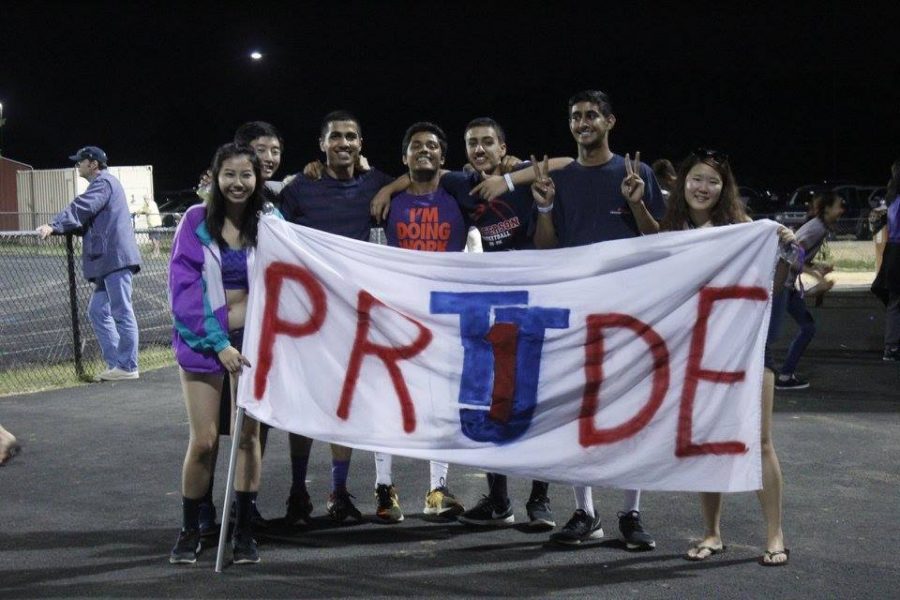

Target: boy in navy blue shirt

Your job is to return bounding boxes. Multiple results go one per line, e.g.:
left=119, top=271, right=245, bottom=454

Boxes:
left=531, top=90, right=662, bottom=551
left=277, top=111, right=394, bottom=527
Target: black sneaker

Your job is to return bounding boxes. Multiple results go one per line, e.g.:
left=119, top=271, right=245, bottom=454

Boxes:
left=458, top=496, right=514, bottom=526
left=525, top=496, right=556, bottom=530
left=549, top=509, right=603, bottom=545
left=284, top=490, right=314, bottom=527
left=884, top=347, right=900, bottom=362
left=775, top=374, right=810, bottom=390
left=198, top=501, right=218, bottom=538
left=169, top=529, right=201, bottom=564
left=232, top=532, right=260, bottom=565
left=326, top=489, right=363, bottom=523
left=618, top=510, right=656, bottom=550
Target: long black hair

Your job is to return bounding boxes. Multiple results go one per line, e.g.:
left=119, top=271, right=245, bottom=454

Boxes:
left=205, top=143, right=265, bottom=247
left=660, top=150, right=747, bottom=231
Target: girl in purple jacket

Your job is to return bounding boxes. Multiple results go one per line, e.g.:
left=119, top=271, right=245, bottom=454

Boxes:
left=168, top=144, right=266, bottom=565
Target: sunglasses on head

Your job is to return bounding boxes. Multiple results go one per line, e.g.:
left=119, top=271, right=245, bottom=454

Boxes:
left=693, top=148, right=729, bottom=164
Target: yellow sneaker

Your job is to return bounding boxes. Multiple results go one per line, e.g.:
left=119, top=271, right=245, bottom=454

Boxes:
left=424, top=484, right=464, bottom=518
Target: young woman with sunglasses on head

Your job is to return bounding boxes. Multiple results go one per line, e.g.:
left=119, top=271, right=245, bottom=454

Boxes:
left=655, top=149, right=793, bottom=566
left=168, top=143, right=276, bottom=566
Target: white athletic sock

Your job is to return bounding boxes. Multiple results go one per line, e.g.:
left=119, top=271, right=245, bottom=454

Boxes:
left=374, top=452, right=393, bottom=486
left=573, top=485, right=595, bottom=517
left=430, top=461, right=449, bottom=490
left=622, top=489, right=641, bottom=513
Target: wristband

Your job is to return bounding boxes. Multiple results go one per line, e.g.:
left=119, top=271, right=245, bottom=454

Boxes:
left=537, top=203, right=554, bottom=214
left=503, top=173, right=514, bottom=192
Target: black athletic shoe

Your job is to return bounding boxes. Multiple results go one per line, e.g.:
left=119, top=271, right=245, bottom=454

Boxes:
left=549, top=509, right=603, bottom=545
left=198, top=501, right=218, bottom=537
left=326, top=489, right=363, bottom=523
left=884, top=347, right=900, bottom=362
left=618, top=510, right=656, bottom=550
left=458, top=496, right=514, bottom=526
left=232, top=532, right=260, bottom=565
left=775, top=374, right=810, bottom=390
left=525, top=496, right=556, bottom=529
left=169, top=529, right=201, bottom=564
left=284, top=490, right=314, bottom=527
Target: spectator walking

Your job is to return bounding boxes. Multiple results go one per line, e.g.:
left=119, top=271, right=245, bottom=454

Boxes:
left=872, top=158, right=900, bottom=361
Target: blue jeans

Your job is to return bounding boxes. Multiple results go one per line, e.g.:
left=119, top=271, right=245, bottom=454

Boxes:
left=88, top=268, right=139, bottom=372
left=778, top=288, right=816, bottom=375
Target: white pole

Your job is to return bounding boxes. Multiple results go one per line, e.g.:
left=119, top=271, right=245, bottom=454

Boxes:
left=214, top=403, right=245, bottom=573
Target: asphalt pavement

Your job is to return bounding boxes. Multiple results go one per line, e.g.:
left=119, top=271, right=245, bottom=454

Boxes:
left=1, top=290, right=898, bottom=599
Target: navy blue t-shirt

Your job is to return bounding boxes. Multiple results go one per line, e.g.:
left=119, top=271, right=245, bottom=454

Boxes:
left=550, top=155, right=664, bottom=247
left=278, top=168, right=394, bottom=240
left=439, top=166, right=535, bottom=251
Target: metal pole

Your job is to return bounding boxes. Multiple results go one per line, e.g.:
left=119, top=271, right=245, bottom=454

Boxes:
left=65, top=233, right=85, bottom=380
left=214, top=402, right=245, bottom=573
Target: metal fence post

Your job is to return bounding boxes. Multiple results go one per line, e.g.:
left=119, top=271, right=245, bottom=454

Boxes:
left=65, top=233, right=86, bottom=380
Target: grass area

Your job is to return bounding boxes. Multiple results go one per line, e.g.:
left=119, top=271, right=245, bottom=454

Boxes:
left=0, top=345, right=175, bottom=397
left=833, top=258, right=877, bottom=272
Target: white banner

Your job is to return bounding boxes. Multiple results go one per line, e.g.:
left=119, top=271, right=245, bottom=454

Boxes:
left=238, top=217, right=780, bottom=492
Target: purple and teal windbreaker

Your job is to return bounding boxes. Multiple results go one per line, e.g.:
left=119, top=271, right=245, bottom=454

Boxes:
left=168, top=204, right=232, bottom=373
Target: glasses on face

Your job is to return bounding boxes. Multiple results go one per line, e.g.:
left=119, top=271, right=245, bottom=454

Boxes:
left=693, top=148, right=729, bottom=164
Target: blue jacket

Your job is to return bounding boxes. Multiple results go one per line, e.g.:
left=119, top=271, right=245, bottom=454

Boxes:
left=50, top=170, right=142, bottom=281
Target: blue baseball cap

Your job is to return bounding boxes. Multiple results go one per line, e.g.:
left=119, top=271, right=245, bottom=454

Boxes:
left=69, top=146, right=108, bottom=164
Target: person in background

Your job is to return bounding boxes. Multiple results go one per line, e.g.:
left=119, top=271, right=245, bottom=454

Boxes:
left=652, top=158, right=677, bottom=205
left=0, top=424, right=20, bottom=465
left=142, top=194, right=163, bottom=257
left=36, top=146, right=142, bottom=382
left=872, top=158, right=900, bottom=361
left=774, top=192, right=844, bottom=390
left=196, top=169, right=213, bottom=202
left=234, top=121, right=285, bottom=200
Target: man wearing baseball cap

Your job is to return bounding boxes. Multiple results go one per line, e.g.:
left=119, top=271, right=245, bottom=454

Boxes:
left=37, top=146, right=142, bottom=381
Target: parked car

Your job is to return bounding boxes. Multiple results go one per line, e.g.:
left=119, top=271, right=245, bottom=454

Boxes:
left=773, top=183, right=880, bottom=240
left=739, top=186, right=783, bottom=220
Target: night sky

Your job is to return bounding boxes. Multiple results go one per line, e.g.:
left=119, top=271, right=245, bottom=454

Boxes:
left=1, top=1, right=897, bottom=198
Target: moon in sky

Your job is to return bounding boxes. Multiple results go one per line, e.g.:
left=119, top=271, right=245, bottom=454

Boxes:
left=250, top=51, right=263, bottom=60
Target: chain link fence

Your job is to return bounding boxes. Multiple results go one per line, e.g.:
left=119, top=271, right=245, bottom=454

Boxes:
left=0, top=226, right=176, bottom=395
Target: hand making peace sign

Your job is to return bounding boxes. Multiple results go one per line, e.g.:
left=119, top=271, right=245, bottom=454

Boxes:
left=620, top=151, right=645, bottom=204
left=530, top=154, right=554, bottom=208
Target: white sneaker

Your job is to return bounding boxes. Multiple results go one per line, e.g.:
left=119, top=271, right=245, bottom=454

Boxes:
left=93, top=368, right=114, bottom=382
left=98, top=367, right=139, bottom=381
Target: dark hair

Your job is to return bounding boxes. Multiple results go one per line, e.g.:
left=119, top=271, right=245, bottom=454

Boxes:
left=886, top=157, right=900, bottom=208
left=206, top=143, right=266, bottom=248
left=806, top=192, right=842, bottom=226
left=464, top=117, right=506, bottom=144
left=652, top=159, right=676, bottom=182
left=320, top=110, right=362, bottom=138
left=234, top=121, right=283, bottom=149
left=659, top=151, right=747, bottom=231
left=567, top=90, right=613, bottom=117
left=401, top=121, right=448, bottom=156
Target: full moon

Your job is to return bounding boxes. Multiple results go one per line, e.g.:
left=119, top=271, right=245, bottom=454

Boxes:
left=250, top=51, right=263, bottom=60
